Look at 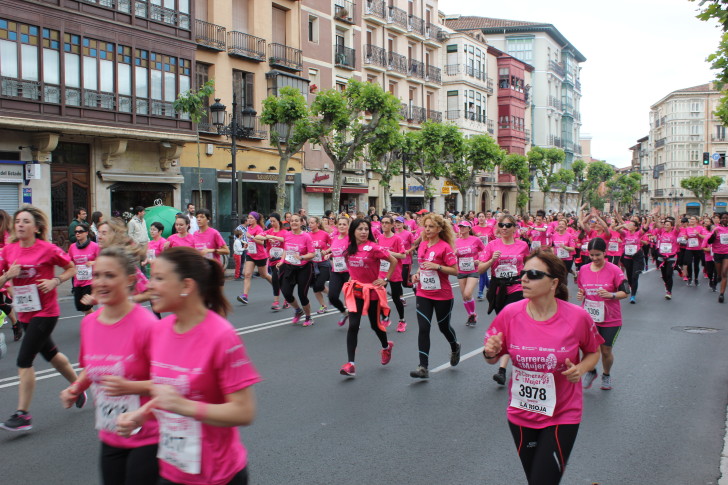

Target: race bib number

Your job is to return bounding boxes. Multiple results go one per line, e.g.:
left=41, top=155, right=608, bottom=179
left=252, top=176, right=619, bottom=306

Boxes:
left=269, top=247, right=284, bottom=260
left=332, top=256, right=347, bottom=272
left=146, top=249, right=156, bottom=262
left=379, top=259, right=390, bottom=272
left=581, top=243, right=588, bottom=252
left=608, top=242, right=619, bottom=252
left=677, top=237, right=687, bottom=245
left=76, top=264, right=92, bottom=281
left=458, top=257, right=475, bottom=272
left=659, top=242, right=673, bottom=254
left=13, top=284, right=41, bottom=313
left=624, top=244, right=638, bottom=256
left=247, top=241, right=257, bottom=255
left=495, top=263, right=517, bottom=279
left=479, top=236, right=489, bottom=245
left=285, top=250, right=301, bottom=265
left=556, top=247, right=569, bottom=259
left=509, top=367, right=556, bottom=417
left=531, top=240, right=541, bottom=250
left=156, top=410, right=202, bottom=475
left=313, top=249, right=323, bottom=263
left=93, top=385, right=140, bottom=432
left=721, top=233, right=728, bottom=245
left=688, top=238, right=699, bottom=248
left=419, top=269, right=441, bottom=291
left=583, top=298, right=605, bottom=323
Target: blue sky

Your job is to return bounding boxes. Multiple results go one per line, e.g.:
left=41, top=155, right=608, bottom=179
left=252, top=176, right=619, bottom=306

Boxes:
left=441, top=0, right=722, bottom=167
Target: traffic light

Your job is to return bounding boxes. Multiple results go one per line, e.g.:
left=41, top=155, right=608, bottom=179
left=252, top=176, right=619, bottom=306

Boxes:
left=703, top=152, right=710, bottom=165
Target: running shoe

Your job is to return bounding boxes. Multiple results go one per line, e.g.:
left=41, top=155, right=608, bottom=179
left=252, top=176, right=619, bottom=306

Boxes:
left=302, top=316, right=314, bottom=327
left=466, top=314, right=477, bottom=327
left=710, top=285, right=717, bottom=292
left=0, top=311, right=5, bottom=329
left=381, top=314, right=391, bottom=327
left=582, top=369, right=598, bottom=389
left=629, top=296, right=636, bottom=304
left=237, top=294, right=249, bottom=305
left=283, top=301, right=291, bottom=309
left=477, top=293, right=484, bottom=301
left=600, top=374, right=612, bottom=390
left=396, top=320, right=406, bottom=333
left=316, top=305, right=328, bottom=314
left=400, top=297, right=407, bottom=307
left=719, top=293, right=725, bottom=303
left=694, top=279, right=699, bottom=287
left=0, top=412, right=32, bottom=432
left=682, top=275, right=688, bottom=282
left=686, top=280, right=692, bottom=287
left=493, top=368, right=506, bottom=386
left=291, top=308, right=304, bottom=324
left=450, top=343, right=461, bottom=367
left=339, top=363, right=356, bottom=377
left=337, top=313, right=349, bottom=327
left=665, top=292, right=672, bottom=300
left=0, top=333, right=6, bottom=360
left=12, top=323, right=22, bottom=342
left=410, top=365, right=429, bottom=379
left=75, top=391, right=87, bottom=409
left=271, top=302, right=281, bottom=312
left=380, top=341, right=394, bottom=365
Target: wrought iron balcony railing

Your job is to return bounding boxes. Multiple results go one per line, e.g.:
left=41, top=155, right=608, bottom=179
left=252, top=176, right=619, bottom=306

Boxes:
left=269, top=43, right=303, bottom=71
left=195, top=19, right=226, bottom=51
left=335, top=45, right=356, bottom=69
left=228, top=31, right=266, bottom=61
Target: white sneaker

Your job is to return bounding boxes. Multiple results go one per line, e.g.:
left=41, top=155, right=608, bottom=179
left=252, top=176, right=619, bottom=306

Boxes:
left=600, top=374, right=612, bottom=390
left=582, top=369, right=598, bottom=389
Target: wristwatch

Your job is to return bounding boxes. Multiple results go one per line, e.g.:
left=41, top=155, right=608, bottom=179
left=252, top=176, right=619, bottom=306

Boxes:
left=383, top=277, right=389, bottom=283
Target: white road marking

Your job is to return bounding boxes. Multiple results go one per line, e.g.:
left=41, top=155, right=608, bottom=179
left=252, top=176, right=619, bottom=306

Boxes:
left=431, top=346, right=484, bottom=373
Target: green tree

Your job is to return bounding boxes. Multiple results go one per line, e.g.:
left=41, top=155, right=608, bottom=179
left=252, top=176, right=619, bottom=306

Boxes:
left=571, top=159, right=587, bottom=206
left=527, top=147, right=566, bottom=210
left=680, top=175, right=724, bottom=211
left=607, top=172, right=642, bottom=211
left=405, top=121, right=464, bottom=210
left=173, top=80, right=215, bottom=200
left=261, top=86, right=314, bottom=213
left=500, top=153, right=530, bottom=212
left=581, top=161, right=615, bottom=209
left=367, top=124, right=404, bottom=211
left=551, top=168, right=576, bottom=211
left=691, top=0, right=728, bottom=123
left=447, top=134, right=505, bottom=210
left=310, top=80, right=402, bottom=212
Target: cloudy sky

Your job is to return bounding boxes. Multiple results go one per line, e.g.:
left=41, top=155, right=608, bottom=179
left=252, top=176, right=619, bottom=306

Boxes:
left=441, top=0, right=722, bottom=167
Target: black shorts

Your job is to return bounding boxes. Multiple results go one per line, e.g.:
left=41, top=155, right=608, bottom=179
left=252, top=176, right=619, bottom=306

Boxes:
left=714, top=253, right=728, bottom=264
left=73, top=285, right=94, bottom=312
left=245, top=255, right=267, bottom=267
left=457, top=272, right=480, bottom=279
left=597, top=325, right=621, bottom=347
left=0, top=292, right=12, bottom=315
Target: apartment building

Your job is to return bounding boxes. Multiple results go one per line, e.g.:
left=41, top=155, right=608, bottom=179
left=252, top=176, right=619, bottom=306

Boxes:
left=628, top=135, right=649, bottom=213
left=183, top=0, right=304, bottom=227
left=0, top=0, right=197, bottom=246
left=648, top=83, right=728, bottom=215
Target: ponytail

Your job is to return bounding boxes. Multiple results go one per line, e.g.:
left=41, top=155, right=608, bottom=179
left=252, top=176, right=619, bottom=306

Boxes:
left=204, top=257, right=230, bottom=317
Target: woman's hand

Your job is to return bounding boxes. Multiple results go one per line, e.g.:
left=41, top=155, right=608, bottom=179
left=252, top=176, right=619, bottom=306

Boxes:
left=562, top=358, right=587, bottom=383
left=484, top=332, right=503, bottom=358
left=80, top=294, right=97, bottom=306
left=101, top=376, right=133, bottom=397
left=151, top=385, right=186, bottom=415
left=60, top=386, right=80, bottom=409
left=37, top=278, right=59, bottom=294
left=420, top=261, right=439, bottom=270
left=372, top=278, right=387, bottom=287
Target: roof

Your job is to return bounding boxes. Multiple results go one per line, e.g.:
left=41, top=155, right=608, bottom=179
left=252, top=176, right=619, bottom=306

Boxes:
left=444, top=16, right=586, bottom=63
left=673, top=83, right=712, bottom=93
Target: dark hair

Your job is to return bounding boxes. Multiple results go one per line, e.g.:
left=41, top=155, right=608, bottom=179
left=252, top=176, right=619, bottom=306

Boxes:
left=73, top=207, right=87, bottom=218
left=151, top=221, right=164, bottom=233
left=187, top=203, right=195, bottom=209
left=587, top=237, right=607, bottom=252
left=347, top=218, right=375, bottom=255
left=158, top=247, right=231, bottom=317
left=536, top=210, right=545, bottom=218
left=268, top=212, right=282, bottom=228
left=76, top=222, right=90, bottom=233
left=195, top=208, right=212, bottom=220
left=524, top=249, right=569, bottom=301
left=680, top=217, right=689, bottom=224
left=134, top=206, right=145, bottom=215
left=91, top=211, right=103, bottom=226
left=175, top=214, right=190, bottom=233
left=0, top=209, right=10, bottom=236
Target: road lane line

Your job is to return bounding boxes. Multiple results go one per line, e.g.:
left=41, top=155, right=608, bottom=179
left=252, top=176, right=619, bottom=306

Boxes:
left=430, top=346, right=484, bottom=374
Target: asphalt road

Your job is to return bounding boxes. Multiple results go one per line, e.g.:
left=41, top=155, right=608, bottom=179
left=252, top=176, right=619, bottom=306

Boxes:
left=0, top=266, right=726, bottom=485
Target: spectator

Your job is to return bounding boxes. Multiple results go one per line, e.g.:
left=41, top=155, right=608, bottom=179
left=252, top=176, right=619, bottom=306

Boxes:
left=186, top=202, right=199, bottom=234
left=89, top=211, right=103, bottom=241
left=68, top=207, right=87, bottom=243
left=127, top=206, right=150, bottom=247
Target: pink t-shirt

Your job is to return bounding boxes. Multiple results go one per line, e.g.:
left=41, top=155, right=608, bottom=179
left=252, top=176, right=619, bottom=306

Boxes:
left=528, top=224, right=549, bottom=249
left=577, top=262, right=626, bottom=327
left=147, top=237, right=166, bottom=257
left=330, top=234, right=350, bottom=273
left=167, top=233, right=194, bottom=248
left=711, top=225, right=728, bottom=254
left=309, top=230, right=332, bottom=263
left=347, top=241, right=390, bottom=285
left=620, top=229, right=643, bottom=259
left=656, top=228, right=680, bottom=257
left=68, top=241, right=100, bottom=287
left=264, top=228, right=288, bottom=265
left=455, top=236, right=485, bottom=274
left=485, top=299, right=604, bottom=428
left=394, top=229, right=415, bottom=265
left=472, top=224, right=493, bottom=247
left=134, top=268, right=148, bottom=295
left=149, top=311, right=261, bottom=485
left=371, top=221, right=382, bottom=233
left=0, top=240, right=71, bottom=319
left=680, top=225, right=707, bottom=250
left=282, top=231, right=314, bottom=267
left=193, top=227, right=227, bottom=263
left=405, top=219, right=417, bottom=232
left=79, top=304, right=158, bottom=448
left=244, top=225, right=268, bottom=260
left=482, top=238, right=531, bottom=294
left=605, top=230, right=623, bottom=256
left=377, top=233, right=404, bottom=282
left=551, top=232, right=576, bottom=261
left=415, top=239, right=457, bottom=300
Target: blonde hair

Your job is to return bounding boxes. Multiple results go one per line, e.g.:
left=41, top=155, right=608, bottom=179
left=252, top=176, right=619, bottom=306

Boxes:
left=10, top=205, right=49, bottom=242
left=421, top=213, right=455, bottom=248
left=97, top=218, right=146, bottom=261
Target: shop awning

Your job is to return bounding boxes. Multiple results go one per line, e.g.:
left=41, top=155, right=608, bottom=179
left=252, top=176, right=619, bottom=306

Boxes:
left=305, top=186, right=368, bottom=194
left=98, top=172, right=185, bottom=184
left=108, top=182, right=177, bottom=192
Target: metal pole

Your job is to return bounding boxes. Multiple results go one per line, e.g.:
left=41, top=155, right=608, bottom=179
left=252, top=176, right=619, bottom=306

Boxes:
left=402, top=153, right=407, bottom=213
left=231, top=93, right=239, bottom=231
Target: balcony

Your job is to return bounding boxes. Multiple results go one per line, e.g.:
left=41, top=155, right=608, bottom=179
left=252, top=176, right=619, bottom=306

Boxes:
left=464, top=65, right=487, bottom=82
left=387, top=6, right=409, bottom=31
left=228, top=31, right=265, bottom=61
left=575, top=79, right=581, bottom=91
left=445, top=110, right=487, bottom=125
left=549, top=60, right=565, bottom=77
left=548, top=95, right=561, bottom=110
left=655, top=188, right=664, bottom=197
left=409, top=59, right=425, bottom=79
left=488, top=119, right=494, bottom=135
left=425, top=23, right=446, bottom=43
left=525, top=128, right=531, bottom=142
left=364, top=0, right=386, bottom=21
left=364, top=44, right=387, bottom=68
left=549, top=134, right=562, bottom=148
left=426, top=65, right=441, bottom=84
left=335, top=45, right=356, bottom=70
left=387, top=51, right=408, bottom=75
left=198, top=115, right=268, bottom=139
left=269, top=43, right=303, bottom=71
left=195, top=20, right=226, bottom=51
left=498, top=173, right=516, bottom=183
left=712, top=134, right=727, bottom=142
left=408, top=14, right=425, bottom=36
left=486, top=77, right=494, bottom=94
left=654, top=138, right=666, bottom=148
left=136, top=2, right=190, bottom=29
left=401, top=104, right=426, bottom=124
left=445, top=64, right=460, bottom=76
left=1, top=77, right=41, bottom=100
left=427, top=109, right=442, bottom=122
left=334, top=0, right=356, bottom=23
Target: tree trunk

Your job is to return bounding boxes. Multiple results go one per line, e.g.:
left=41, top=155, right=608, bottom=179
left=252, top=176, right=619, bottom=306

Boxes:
left=543, top=191, right=548, bottom=212
left=276, top=154, right=291, bottom=213
left=381, top=179, right=393, bottom=212
left=332, top=162, right=344, bottom=213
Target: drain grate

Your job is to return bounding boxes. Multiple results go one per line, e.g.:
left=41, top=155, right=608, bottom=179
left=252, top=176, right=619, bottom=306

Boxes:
left=671, top=326, right=721, bottom=334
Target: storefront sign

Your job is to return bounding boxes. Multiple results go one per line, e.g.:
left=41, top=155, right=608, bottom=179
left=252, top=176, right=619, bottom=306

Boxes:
left=218, top=172, right=295, bottom=183
left=312, top=172, right=330, bottom=184
left=441, top=186, right=451, bottom=195
left=344, top=176, right=366, bottom=185
left=22, top=188, right=31, bottom=204
left=443, top=180, right=457, bottom=188
left=408, top=185, right=425, bottom=193
left=0, top=164, right=24, bottom=183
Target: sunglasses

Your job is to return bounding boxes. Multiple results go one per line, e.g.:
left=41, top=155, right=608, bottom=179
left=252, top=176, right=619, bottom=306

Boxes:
left=498, top=222, right=515, bottom=229
left=518, top=269, right=555, bottom=280
left=74, top=230, right=87, bottom=234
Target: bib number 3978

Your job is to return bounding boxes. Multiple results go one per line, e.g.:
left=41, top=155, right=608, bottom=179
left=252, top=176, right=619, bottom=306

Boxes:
left=509, top=367, right=556, bottom=417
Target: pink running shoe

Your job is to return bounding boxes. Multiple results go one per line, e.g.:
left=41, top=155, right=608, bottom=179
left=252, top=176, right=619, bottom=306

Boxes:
left=337, top=313, right=349, bottom=327
left=291, top=309, right=304, bottom=324
left=381, top=341, right=394, bottom=365
left=302, top=316, right=314, bottom=327
left=340, top=363, right=356, bottom=376
left=381, top=314, right=391, bottom=327
left=396, top=320, right=407, bottom=333
left=283, top=301, right=291, bottom=309
left=271, top=302, right=281, bottom=312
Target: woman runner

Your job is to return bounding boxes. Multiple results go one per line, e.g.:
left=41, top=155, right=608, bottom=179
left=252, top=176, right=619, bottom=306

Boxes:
left=615, top=215, right=646, bottom=303
left=376, top=216, right=406, bottom=330
left=550, top=219, right=577, bottom=277
left=454, top=221, right=486, bottom=326
left=323, top=217, right=351, bottom=327
left=164, top=215, right=194, bottom=250
left=308, top=217, right=332, bottom=314
left=707, top=213, right=728, bottom=302
left=483, top=250, right=603, bottom=485
left=472, top=212, right=494, bottom=300
left=264, top=213, right=289, bottom=311
left=654, top=216, right=680, bottom=300
left=276, top=214, right=316, bottom=326
left=238, top=212, right=271, bottom=305
left=68, top=222, right=100, bottom=316
left=679, top=215, right=708, bottom=287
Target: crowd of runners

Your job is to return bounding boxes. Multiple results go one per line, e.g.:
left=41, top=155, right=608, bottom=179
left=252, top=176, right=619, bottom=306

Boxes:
left=0, top=202, right=726, bottom=485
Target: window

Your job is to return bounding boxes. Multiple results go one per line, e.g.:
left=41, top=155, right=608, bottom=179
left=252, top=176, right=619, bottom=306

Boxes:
left=233, top=69, right=254, bottom=108
left=388, top=81, right=397, bottom=96
left=308, top=15, right=319, bottom=43
left=717, top=125, right=726, bottom=140
left=41, top=28, right=60, bottom=102
left=196, top=63, right=211, bottom=128
left=0, top=19, right=40, bottom=81
left=308, top=68, right=319, bottom=91
left=266, top=70, right=308, bottom=96
left=506, top=37, right=533, bottom=62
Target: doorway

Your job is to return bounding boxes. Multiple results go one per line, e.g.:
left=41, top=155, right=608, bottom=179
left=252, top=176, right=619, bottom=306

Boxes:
left=50, top=143, right=90, bottom=249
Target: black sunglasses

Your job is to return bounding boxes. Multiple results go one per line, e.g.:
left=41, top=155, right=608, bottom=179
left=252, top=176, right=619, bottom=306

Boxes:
left=519, top=269, right=555, bottom=280
left=498, top=222, right=516, bottom=229
left=75, top=230, right=87, bottom=234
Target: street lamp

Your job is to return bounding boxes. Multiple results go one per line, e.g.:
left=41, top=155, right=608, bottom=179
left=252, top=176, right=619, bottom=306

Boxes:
left=210, top=94, right=256, bottom=239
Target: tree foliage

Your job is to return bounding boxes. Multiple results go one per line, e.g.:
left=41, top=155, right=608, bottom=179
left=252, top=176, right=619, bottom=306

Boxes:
left=528, top=146, right=566, bottom=209
left=691, top=0, right=728, bottom=123
left=447, top=134, right=505, bottom=209
left=310, top=80, right=402, bottom=212
left=607, top=171, right=642, bottom=209
left=574, top=161, right=614, bottom=209
left=680, top=175, right=724, bottom=210
left=261, top=86, right=314, bottom=213
left=367, top=125, right=404, bottom=211
left=500, top=153, right=530, bottom=211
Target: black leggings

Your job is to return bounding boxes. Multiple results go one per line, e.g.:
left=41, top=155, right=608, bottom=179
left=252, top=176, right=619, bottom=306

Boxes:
left=347, top=297, right=388, bottom=362
left=100, top=442, right=158, bottom=485
left=313, top=263, right=330, bottom=293
left=280, top=264, right=313, bottom=307
left=159, top=467, right=248, bottom=485
left=660, top=258, right=674, bottom=292
left=328, top=271, right=349, bottom=313
left=508, top=422, right=579, bottom=485
left=683, top=249, right=703, bottom=280
left=17, top=316, right=60, bottom=368
left=415, top=297, right=457, bottom=368
left=270, top=263, right=281, bottom=297
left=606, top=255, right=621, bottom=266
left=622, top=257, right=641, bottom=297
left=706, top=260, right=718, bottom=288
left=401, top=264, right=413, bottom=288
left=389, top=281, right=404, bottom=320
